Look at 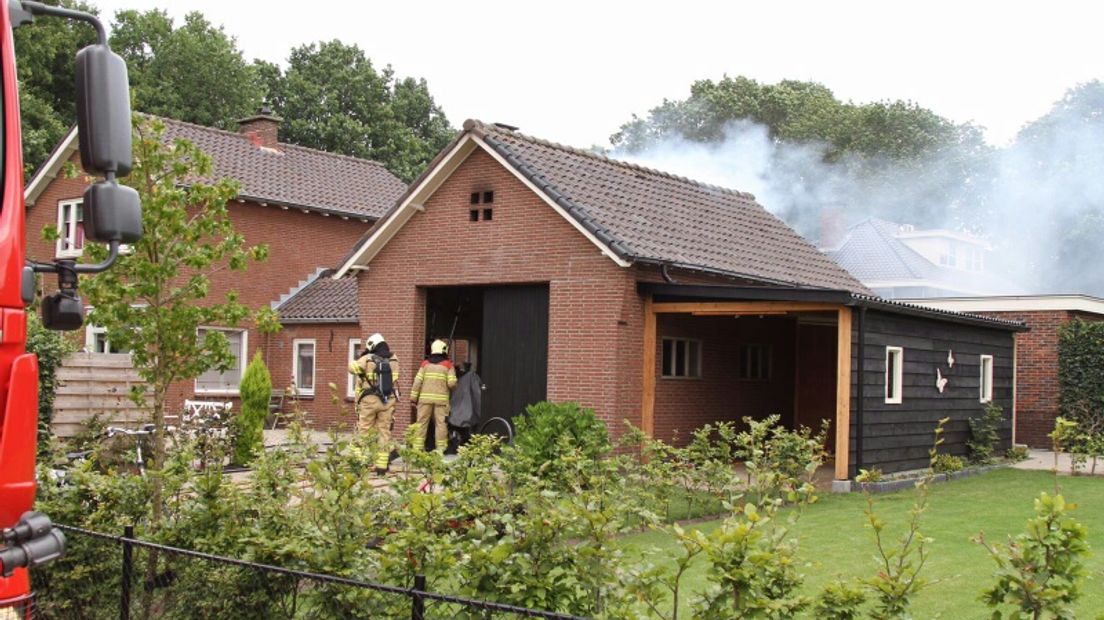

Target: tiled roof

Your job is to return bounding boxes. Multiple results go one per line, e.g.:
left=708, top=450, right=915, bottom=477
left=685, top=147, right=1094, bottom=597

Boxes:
left=154, top=116, right=407, bottom=219
left=468, top=121, right=869, bottom=293
left=276, top=269, right=358, bottom=323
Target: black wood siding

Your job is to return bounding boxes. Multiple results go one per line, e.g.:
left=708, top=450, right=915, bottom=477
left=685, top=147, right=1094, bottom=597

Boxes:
left=848, top=309, right=1015, bottom=476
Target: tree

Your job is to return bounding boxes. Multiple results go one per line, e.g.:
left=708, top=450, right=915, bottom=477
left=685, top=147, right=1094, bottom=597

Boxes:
left=79, top=116, right=272, bottom=468
left=233, top=352, right=271, bottom=466
left=109, top=10, right=265, bottom=130
left=266, top=40, right=454, bottom=181
left=13, top=0, right=99, bottom=176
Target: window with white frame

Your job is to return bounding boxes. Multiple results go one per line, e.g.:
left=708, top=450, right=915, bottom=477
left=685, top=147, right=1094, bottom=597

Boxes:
left=737, top=344, right=772, bottom=381
left=979, top=354, right=994, bottom=403
left=885, top=346, right=903, bottom=404
left=347, top=338, right=362, bottom=398
left=293, top=339, right=316, bottom=396
left=56, top=199, right=85, bottom=258
left=194, top=327, right=247, bottom=393
left=84, top=324, right=129, bottom=354
left=661, top=337, right=701, bottom=378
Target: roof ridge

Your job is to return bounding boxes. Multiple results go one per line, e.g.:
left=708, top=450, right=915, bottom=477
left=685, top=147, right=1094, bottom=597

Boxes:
left=465, top=119, right=757, bottom=201
left=150, top=113, right=391, bottom=170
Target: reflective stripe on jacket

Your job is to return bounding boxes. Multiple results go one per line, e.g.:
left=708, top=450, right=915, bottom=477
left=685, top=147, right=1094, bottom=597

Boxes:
left=410, top=359, right=457, bottom=404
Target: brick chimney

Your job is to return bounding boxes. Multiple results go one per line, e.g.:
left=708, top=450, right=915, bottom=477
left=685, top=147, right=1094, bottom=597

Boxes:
left=237, top=104, right=282, bottom=150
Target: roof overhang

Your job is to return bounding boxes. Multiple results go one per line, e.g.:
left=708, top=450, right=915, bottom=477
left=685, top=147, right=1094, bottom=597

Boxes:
left=332, top=131, right=631, bottom=279
left=638, top=283, right=1028, bottom=332
left=899, top=294, right=1104, bottom=315
left=25, top=126, right=79, bottom=207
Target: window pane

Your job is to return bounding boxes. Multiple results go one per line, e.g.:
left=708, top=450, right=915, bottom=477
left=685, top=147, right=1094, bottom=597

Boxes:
left=886, top=350, right=898, bottom=400
left=297, top=343, right=315, bottom=391
left=675, top=340, right=686, bottom=376
left=196, top=329, right=244, bottom=391
left=688, top=340, right=700, bottom=377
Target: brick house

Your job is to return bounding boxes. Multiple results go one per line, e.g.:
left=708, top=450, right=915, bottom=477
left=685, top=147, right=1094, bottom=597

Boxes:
left=335, top=120, right=1026, bottom=481
left=25, top=112, right=405, bottom=425
left=901, top=295, right=1104, bottom=447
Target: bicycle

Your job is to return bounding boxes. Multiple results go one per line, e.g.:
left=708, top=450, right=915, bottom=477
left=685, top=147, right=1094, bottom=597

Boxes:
left=476, top=416, right=514, bottom=447
left=48, top=424, right=158, bottom=483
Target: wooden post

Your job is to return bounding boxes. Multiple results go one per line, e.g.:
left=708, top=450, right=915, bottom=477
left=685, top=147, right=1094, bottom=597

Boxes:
left=835, top=307, right=853, bottom=481
left=642, top=296, right=656, bottom=437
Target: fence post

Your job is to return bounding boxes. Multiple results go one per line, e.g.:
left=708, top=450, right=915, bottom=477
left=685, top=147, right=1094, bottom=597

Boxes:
left=121, top=525, right=133, bottom=620
left=411, top=574, right=426, bottom=620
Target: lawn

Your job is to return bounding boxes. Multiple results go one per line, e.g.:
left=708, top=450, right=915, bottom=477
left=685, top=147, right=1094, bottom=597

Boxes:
left=619, top=469, right=1104, bottom=618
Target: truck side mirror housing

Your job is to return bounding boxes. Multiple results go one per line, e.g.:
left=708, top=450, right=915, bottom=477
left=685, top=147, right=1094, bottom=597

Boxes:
left=83, top=181, right=141, bottom=243
left=74, top=43, right=132, bottom=177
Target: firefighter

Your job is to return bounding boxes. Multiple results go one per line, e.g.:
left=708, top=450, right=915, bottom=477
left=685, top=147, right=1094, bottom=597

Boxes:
left=349, top=333, right=400, bottom=475
left=410, top=339, right=457, bottom=453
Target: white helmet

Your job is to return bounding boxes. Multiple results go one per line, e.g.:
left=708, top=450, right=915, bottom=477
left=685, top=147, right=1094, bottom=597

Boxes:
left=365, top=333, right=385, bottom=352
left=430, top=339, right=448, bottom=355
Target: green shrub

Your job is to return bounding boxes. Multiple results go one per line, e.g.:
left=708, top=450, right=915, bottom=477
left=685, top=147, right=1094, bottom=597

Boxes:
left=931, top=453, right=965, bottom=474
left=506, top=401, right=609, bottom=487
left=855, top=468, right=884, bottom=483
left=976, top=493, right=1089, bottom=618
left=1005, top=445, right=1031, bottom=463
left=814, top=579, right=866, bottom=620
left=26, top=311, right=76, bottom=439
left=967, top=403, right=1004, bottom=464
left=232, top=352, right=271, bottom=465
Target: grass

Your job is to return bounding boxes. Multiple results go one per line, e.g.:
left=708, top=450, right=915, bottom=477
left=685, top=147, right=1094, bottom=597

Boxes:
left=619, top=469, right=1104, bottom=618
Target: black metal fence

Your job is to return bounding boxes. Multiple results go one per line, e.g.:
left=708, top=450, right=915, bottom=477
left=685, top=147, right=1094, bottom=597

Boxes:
left=31, top=524, right=589, bottom=620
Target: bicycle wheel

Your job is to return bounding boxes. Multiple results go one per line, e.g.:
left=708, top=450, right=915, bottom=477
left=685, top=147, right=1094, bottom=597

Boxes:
left=477, top=417, right=514, bottom=446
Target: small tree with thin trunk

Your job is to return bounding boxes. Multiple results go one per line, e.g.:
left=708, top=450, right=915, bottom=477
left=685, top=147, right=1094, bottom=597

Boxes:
left=80, top=115, right=275, bottom=468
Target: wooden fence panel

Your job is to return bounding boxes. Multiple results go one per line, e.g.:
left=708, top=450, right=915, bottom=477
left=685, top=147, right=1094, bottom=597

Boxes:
left=51, top=352, right=150, bottom=438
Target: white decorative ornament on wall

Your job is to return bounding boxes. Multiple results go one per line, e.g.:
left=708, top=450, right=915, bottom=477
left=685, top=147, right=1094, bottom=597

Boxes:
left=947, top=350, right=955, bottom=368
left=936, top=367, right=949, bottom=394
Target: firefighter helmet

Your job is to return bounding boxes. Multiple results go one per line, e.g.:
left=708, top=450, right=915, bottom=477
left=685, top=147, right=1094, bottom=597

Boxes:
left=430, top=339, right=448, bottom=355
left=365, top=333, right=385, bottom=352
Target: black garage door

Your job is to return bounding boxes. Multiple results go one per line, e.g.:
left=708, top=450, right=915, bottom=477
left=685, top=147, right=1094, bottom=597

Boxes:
left=480, top=285, right=549, bottom=423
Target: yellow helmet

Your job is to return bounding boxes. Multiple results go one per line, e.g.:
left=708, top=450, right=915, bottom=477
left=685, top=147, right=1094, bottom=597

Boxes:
left=430, top=339, right=448, bottom=355
left=365, top=333, right=385, bottom=352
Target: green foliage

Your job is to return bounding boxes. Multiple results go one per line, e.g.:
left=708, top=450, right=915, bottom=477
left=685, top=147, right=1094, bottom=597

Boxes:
left=932, top=453, right=965, bottom=474
left=1058, top=319, right=1104, bottom=439
left=968, top=403, right=1005, bottom=464
left=505, top=401, right=610, bottom=488
left=26, top=310, right=76, bottom=437
left=813, top=579, right=867, bottom=620
left=110, top=10, right=265, bottom=130
left=12, top=0, right=98, bottom=176
left=975, top=493, right=1090, bottom=619
left=81, top=115, right=269, bottom=467
left=855, top=468, right=884, bottom=483
left=263, top=40, right=454, bottom=181
left=231, top=352, right=270, bottom=465
left=1006, top=445, right=1031, bottom=463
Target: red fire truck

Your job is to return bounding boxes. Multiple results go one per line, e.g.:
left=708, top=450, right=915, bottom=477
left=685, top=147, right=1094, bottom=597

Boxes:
left=0, top=0, right=140, bottom=613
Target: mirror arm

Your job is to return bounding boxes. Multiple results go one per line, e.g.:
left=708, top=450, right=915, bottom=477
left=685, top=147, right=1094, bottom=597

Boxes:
left=19, top=1, right=107, bottom=44
left=27, top=241, right=119, bottom=275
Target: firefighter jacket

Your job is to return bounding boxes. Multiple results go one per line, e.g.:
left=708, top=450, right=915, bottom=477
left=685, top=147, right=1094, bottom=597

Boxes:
left=410, top=358, right=457, bottom=404
left=349, top=353, right=401, bottom=402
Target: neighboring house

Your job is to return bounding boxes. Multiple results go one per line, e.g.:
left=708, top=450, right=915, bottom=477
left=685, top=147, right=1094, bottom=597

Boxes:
left=335, top=119, right=1025, bottom=483
left=826, top=218, right=1023, bottom=299
left=269, top=268, right=363, bottom=428
left=901, top=295, right=1104, bottom=448
left=25, top=110, right=406, bottom=428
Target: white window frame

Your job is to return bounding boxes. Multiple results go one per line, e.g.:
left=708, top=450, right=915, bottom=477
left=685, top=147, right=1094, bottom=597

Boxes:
left=661, top=337, right=702, bottom=379
left=885, top=346, right=904, bottom=404
left=979, top=354, right=994, bottom=403
left=292, top=338, right=317, bottom=397
left=85, top=324, right=121, bottom=354
left=56, top=198, right=84, bottom=258
left=194, top=327, right=248, bottom=395
left=347, top=338, right=362, bottom=398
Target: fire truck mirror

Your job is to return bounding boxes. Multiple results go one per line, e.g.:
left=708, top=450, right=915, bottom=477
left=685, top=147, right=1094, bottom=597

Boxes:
left=83, top=181, right=142, bottom=243
left=75, top=43, right=132, bottom=178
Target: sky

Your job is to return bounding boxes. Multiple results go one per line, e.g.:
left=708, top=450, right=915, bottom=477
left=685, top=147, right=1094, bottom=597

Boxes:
left=90, top=0, right=1104, bottom=150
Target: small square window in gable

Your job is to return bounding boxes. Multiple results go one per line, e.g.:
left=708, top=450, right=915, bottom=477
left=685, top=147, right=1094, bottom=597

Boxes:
left=468, top=189, right=496, bottom=221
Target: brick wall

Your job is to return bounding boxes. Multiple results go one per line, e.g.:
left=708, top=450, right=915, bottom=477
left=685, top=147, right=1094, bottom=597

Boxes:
left=26, top=152, right=372, bottom=427
left=263, top=322, right=362, bottom=429
left=357, top=148, right=643, bottom=439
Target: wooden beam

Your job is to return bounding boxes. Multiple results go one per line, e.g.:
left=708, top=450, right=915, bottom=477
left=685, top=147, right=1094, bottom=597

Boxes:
left=642, top=296, right=657, bottom=437
left=690, top=310, right=788, bottom=317
left=835, top=307, right=853, bottom=481
left=652, top=301, right=842, bottom=314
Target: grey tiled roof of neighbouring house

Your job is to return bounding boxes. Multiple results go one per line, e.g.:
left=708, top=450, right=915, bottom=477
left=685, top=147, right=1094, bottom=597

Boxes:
left=154, top=116, right=407, bottom=219
left=276, top=269, right=358, bottom=323
left=467, top=120, right=870, bottom=293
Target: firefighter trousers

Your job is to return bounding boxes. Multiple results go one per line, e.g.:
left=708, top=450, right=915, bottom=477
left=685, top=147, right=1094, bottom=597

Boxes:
left=356, top=394, right=394, bottom=470
left=415, top=402, right=449, bottom=452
